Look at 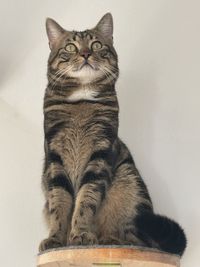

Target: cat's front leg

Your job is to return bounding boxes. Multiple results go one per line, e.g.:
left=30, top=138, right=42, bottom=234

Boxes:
left=69, top=160, right=112, bottom=245
left=39, top=156, right=74, bottom=252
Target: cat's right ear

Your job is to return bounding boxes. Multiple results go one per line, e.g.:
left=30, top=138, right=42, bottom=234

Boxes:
left=46, top=18, right=65, bottom=50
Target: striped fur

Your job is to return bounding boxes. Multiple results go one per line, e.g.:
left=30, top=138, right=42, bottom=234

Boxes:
left=39, top=13, right=186, bottom=255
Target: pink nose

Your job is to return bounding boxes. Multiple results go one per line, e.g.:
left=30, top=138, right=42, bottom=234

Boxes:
left=80, top=50, right=91, bottom=59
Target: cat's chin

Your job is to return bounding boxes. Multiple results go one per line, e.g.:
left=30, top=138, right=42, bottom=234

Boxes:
left=69, top=66, right=100, bottom=84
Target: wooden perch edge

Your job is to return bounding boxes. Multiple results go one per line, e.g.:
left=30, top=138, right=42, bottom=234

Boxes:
left=37, top=245, right=180, bottom=267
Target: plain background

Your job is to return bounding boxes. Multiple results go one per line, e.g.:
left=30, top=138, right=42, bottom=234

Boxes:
left=0, top=0, right=199, bottom=266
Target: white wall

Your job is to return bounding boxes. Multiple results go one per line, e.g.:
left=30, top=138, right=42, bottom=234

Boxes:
left=0, top=1, right=199, bottom=266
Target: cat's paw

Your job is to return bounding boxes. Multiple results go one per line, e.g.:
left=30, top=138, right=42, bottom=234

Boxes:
left=39, top=237, right=63, bottom=252
left=69, top=230, right=98, bottom=246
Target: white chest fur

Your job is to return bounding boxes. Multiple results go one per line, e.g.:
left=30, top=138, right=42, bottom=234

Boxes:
left=67, top=87, right=98, bottom=102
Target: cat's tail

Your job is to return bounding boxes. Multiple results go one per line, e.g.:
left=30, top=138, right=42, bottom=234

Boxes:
left=135, top=212, right=187, bottom=256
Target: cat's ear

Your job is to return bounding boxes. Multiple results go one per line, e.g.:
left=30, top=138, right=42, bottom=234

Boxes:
left=95, top=13, right=113, bottom=42
left=46, top=18, right=65, bottom=49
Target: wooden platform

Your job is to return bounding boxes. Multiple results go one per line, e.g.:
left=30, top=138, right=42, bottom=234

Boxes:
left=37, top=246, right=180, bottom=267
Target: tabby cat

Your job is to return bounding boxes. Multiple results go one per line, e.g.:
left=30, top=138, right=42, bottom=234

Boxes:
left=39, top=13, right=186, bottom=255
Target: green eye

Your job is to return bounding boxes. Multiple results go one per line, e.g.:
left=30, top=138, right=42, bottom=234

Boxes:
left=65, top=43, right=77, bottom=52
left=91, top=41, right=102, bottom=51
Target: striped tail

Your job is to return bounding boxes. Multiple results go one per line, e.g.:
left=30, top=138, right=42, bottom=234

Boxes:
left=135, top=212, right=187, bottom=256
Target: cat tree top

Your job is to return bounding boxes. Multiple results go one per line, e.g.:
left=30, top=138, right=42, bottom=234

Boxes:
left=37, top=245, right=180, bottom=267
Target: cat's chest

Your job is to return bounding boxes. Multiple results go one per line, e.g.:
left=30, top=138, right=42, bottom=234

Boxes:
left=67, top=86, right=98, bottom=102
left=50, top=105, right=98, bottom=179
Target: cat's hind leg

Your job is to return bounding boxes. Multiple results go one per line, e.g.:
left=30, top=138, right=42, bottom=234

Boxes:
left=96, top=160, right=152, bottom=246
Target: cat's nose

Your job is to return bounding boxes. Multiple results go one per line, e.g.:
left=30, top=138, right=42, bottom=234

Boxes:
left=80, top=49, right=91, bottom=59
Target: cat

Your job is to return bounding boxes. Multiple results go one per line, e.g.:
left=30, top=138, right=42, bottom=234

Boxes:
left=39, top=13, right=186, bottom=256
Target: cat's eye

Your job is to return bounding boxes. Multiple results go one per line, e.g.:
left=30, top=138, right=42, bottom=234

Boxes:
left=91, top=41, right=102, bottom=51
left=65, top=43, right=77, bottom=53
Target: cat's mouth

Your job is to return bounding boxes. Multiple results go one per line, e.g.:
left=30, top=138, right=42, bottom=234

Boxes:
left=78, top=60, right=95, bottom=71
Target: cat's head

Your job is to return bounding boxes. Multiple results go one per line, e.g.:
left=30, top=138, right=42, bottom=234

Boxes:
left=46, top=13, right=118, bottom=86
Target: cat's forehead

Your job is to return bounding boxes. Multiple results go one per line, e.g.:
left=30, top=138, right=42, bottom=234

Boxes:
left=72, top=30, right=97, bottom=41
left=64, top=30, right=100, bottom=44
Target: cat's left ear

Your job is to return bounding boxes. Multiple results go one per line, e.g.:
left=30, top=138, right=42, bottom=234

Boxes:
left=94, top=13, right=113, bottom=42
left=46, top=18, right=65, bottom=49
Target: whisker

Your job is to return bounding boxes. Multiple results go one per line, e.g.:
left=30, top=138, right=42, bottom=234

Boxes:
left=49, top=65, right=74, bottom=90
